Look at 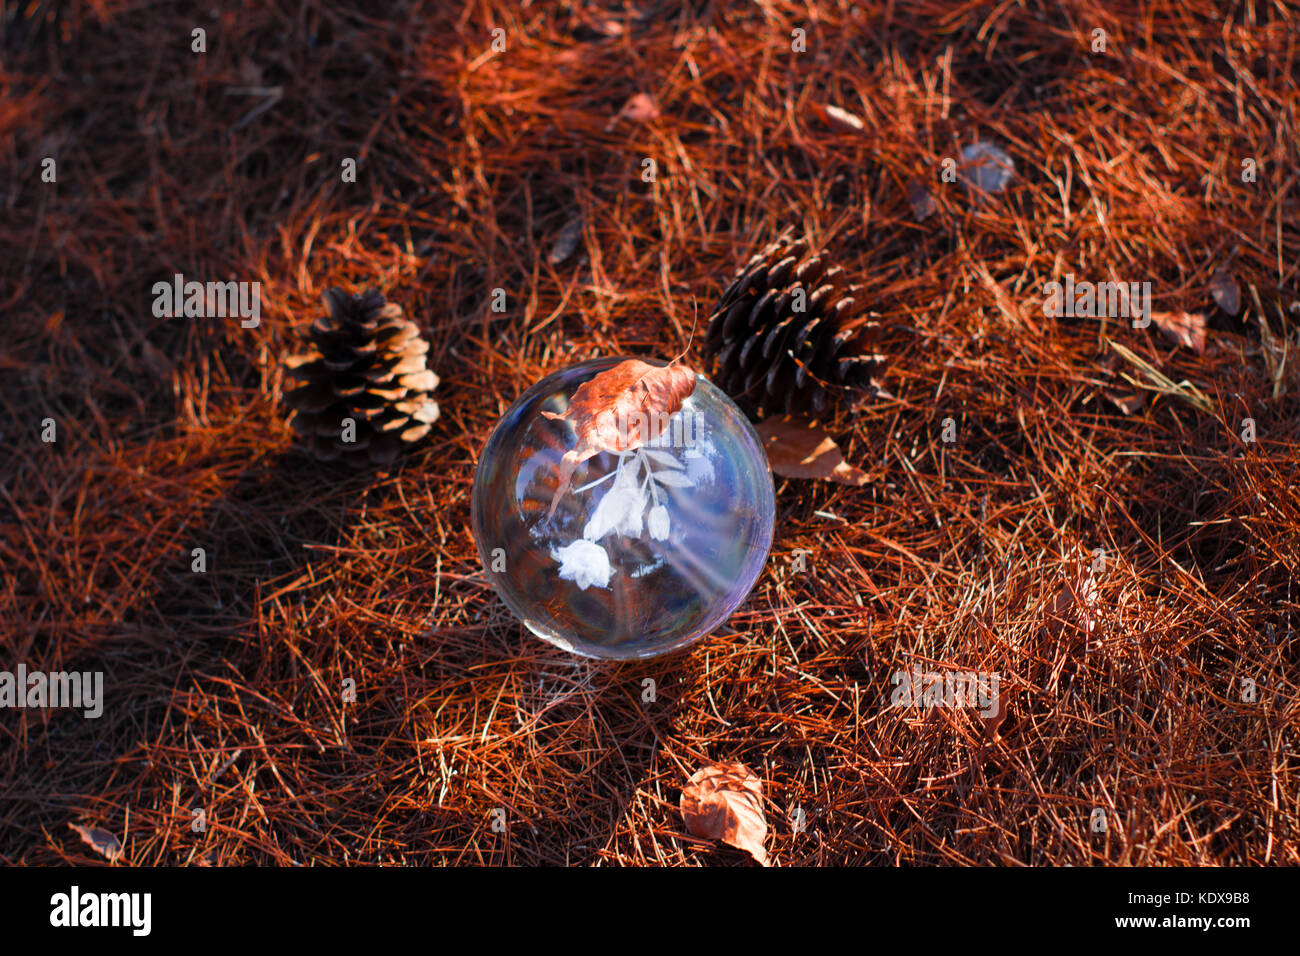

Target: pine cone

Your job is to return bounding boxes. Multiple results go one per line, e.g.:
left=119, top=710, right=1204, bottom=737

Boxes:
left=284, top=288, right=440, bottom=464
left=704, top=229, right=884, bottom=418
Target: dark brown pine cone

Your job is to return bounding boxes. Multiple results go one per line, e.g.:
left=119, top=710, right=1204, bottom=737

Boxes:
left=704, top=228, right=884, bottom=418
left=284, top=288, right=439, bottom=465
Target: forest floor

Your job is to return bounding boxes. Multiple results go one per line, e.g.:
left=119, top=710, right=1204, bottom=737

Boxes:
left=1, top=0, right=1297, bottom=865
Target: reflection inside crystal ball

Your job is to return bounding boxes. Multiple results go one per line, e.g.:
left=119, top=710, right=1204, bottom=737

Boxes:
left=472, top=357, right=776, bottom=659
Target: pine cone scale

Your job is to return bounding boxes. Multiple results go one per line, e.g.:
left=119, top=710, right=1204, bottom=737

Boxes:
left=284, top=288, right=440, bottom=465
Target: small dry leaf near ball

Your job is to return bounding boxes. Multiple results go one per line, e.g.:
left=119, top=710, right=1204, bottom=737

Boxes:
left=680, top=761, right=768, bottom=865
left=755, top=415, right=867, bottom=485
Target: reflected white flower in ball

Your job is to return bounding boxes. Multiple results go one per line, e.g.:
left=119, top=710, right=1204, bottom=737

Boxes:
left=553, top=539, right=612, bottom=591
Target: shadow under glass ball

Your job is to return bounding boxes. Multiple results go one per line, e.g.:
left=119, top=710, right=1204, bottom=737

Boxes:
left=472, top=357, right=775, bottom=660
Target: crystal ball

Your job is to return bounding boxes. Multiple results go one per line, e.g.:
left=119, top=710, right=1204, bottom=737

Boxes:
left=472, top=356, right=775, bottom=659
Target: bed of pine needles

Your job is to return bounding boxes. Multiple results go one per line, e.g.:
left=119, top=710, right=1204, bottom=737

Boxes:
left=1, top=0, right=1297, bottom=866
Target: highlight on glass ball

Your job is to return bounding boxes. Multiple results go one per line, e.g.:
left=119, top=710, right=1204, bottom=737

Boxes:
left=472, top=356, right=775, bottom=659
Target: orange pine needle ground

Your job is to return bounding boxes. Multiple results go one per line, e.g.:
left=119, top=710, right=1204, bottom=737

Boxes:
left=0, top=1, right=1296, bottom=866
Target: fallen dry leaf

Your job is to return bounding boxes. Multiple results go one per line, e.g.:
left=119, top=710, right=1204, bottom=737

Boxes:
left=907, top=179, right=937, bottom=221
left=608, top=92, right=659, bottom=128
left=1151, top=310, right=1206, bottom=354
left=1078, top=565, right=1099, bottom=637
left=1103, top=388, right=1146, bottom=415
left=542, top=359, right=696, bottom=514
left=69, top=823, right=123, bottom=862
left=1098, top=351, right=1146, bottom=414
left=681, top=762, right=768, bottom=865
left=755, top=416, right=868, bottom=485
left=576, top=12, right=624, bottom=36
left=1043, top=559, right=1099, bottom=640
left=134, top=339, right=174, bottom=381
left=818, top=103, right=866, bottom=133
left=960, top=141, right=1015, bottom=198
left=982, top=686, right=1015, bottom=741
left=548, top=216, right=584, bottom=265
left=1043, top=581, right=1075, bottom=640
left=1210, top=268, right=1241, bottom=315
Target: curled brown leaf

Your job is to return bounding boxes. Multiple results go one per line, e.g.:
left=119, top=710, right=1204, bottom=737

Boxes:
left=1104, top=389, right=1146, bottom=415
left=755, top=416, right=867, bottom=485
left=1210, top=268, right=1241, bottom=315
left=69, top=823, right=123, bottom=862
left=548, top=216, right=584, bottom=265
left=681, top=761, right=768, bottom=865
left=907, top=179, right=937, bottom=221
left=1151, top=310, right=1206, bottom=354
left=982, top=686, right=1014, bottom=742
left=608, top=92, right=659, bottom=128
left=817, top=103, right=866, bottom=133
left=1043, top=557, right=1099, bottom=641
left=542, top=359, right=696, bottom=514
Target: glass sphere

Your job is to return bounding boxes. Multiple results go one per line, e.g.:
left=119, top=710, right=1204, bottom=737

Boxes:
left=472, top=356, right=775, bottom=659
